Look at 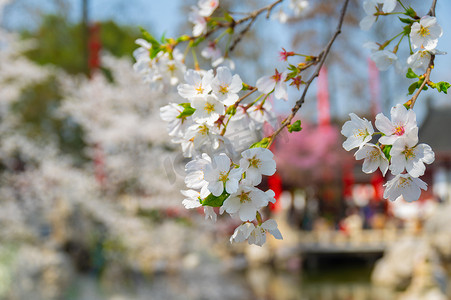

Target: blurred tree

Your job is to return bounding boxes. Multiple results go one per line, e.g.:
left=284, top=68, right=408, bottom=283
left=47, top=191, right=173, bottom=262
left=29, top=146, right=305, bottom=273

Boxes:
left=20, top=14, right=140, bottom=75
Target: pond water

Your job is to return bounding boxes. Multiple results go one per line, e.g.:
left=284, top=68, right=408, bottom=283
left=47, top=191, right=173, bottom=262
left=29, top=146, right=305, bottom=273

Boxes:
left=63, top=264, right=397, bottom=300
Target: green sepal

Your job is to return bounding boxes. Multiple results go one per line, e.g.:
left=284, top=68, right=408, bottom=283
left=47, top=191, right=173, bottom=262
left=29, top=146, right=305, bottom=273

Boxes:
left=288, top=120, right=302, bottom=133
left=202, top=192, right=230, bottom=207
left=382, top=145, right=392, bottom=160
left=402, top=25, right=411, bottom=35
left=399, top=17, right=414, bottom=24
left=226, top=105, right=236, bottom=116
left=177, top=103, right=195, bottom=119
left=250, top=137, right=270, bottom=149
left=406, top=68, right=418, bottom=79
left=404, top=7, right=417, bottom=19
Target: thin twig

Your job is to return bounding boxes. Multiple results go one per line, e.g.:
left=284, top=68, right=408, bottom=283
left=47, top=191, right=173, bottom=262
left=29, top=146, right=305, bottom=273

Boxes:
left=229, top=16, right=256, bottom=52
left=408, top=56, right=434, bottom=109
left=408, top=0, right=437, bottom=108
left=266, top=0, right=350, bottom=148
left=428, top=0, right=437, bottom=17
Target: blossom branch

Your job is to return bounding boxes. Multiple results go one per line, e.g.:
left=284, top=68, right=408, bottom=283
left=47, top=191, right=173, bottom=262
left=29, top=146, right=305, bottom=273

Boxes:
left=407, top=0, right=437, bottom=109
left=267, top=0, right=350, bottom=148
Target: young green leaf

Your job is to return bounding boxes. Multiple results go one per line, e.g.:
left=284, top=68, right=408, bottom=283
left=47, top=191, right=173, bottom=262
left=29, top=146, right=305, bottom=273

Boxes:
left=202, top=192, right=230, bottom=207
left=406, top=68, right=419, bottom=79
left=288, top=120, right=302, bottom=133
left=250, top=137, right=270, bottom=149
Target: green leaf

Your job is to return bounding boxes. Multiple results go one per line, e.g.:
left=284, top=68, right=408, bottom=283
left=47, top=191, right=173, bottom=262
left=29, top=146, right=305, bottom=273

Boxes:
left=399, top=17, right=414, bottom=24
left=250, top=137, right=270, bottom=149
left=288, top=120, right=302, bottom=133
left=139, top=27, right=160, bottom=48
left=437, top=82, right=451, bottom=94
left=224, top=12, right=234, bottom=23
left=160, top=32, right=167, bottom=43
left=202, top=192, right=230, bottom=207
left=408, top=81, right=421, bottom=95
left=406, top=68, right=418, bottom=79
left=382, top=145, right=392, bottom=160
left=177, top=103, right=195, bottom=119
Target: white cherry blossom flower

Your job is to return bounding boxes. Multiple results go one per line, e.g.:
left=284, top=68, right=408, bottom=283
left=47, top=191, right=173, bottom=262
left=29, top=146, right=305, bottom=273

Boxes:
left=204, top=153, right=242, bottom=196
left=185, top=153, right=211, bottom=189
left=407, top=49, right=446, bottom=74
left=156, top=51, right=186, bottom=86
left=377, top=0, right=396, bottom=13
left=198, top=0, right=219, bottom=17
left=212, top=56, right=236, bottom=70
left=370, top=50, right=397, bottom=71
left=220, top=184, right=268, bottom=221
left=410, top=16, right=443, bottom=51
left=360, top=0, right=378, bottom=31
left=230, top=222, right=255, bottom=243
left=204, top=206, right=217, bottom=222
left=341, top=113, right=374, bottom=151
left=390, top=128, right=435, bottom=177
left=375, top=104, right=417, bottom=145
left=189, top=7, right=207, bottom=37
left=181, top=189, right=208, bottom=209
left=273, top=8, right=289, bottom=23
left=183, top=123, right=222, bottom=156
left=383, top=174, right=427, bottom=202
left=211, top=66, right=243, bottom=106
left=239, top=148, right=276, bottom=185
left=355, top=143, right=389, bottom=176
left=160, top=103, right=193, bottom=137
left=256, top=69, right=288, bottom=101
left=191, top=94, right=225, bottom=125
left=178, top=69, right=213, bottom=99
left=248, top=219, right=283, bottom=246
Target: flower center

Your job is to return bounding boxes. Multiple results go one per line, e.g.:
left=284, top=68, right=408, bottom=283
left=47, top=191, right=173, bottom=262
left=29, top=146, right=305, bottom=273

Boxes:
left=394, top=125, right=405, bottom=136
left=199, top=125, right=209, bottom=135
left=403, top=147, right=416, bottom=160
left=195, top=84, right=204, bottom=94
left=205, top=102, right=215, bottom=114
left=219, top=84, right=229, bottom=94
left=219, top=171, right=229, bottom=182
left=398, top=177, right=412, bottom=189
left=271, top=69, right=282, bottom=82
left=249, top=156, right=261, bottom=168
left=354, top=129, right=368, bottom=138
left=238, top=190, right=251, bottom=203
left=419, top=26, right=430, bottom=37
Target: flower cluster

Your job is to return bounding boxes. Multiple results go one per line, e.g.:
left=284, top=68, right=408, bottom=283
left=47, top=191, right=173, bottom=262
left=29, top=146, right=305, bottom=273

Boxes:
left=341, top=104, right=434, bottom=203
left=361, top=1, right=445, bottom=75
left=157, top=66, right=284, bottom=246
left=133, top=39, right=186, bottom=92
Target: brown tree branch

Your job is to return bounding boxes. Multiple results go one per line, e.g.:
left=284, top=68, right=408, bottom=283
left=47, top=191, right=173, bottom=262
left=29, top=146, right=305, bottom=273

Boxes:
left=266, top=0, right=350, bottom=148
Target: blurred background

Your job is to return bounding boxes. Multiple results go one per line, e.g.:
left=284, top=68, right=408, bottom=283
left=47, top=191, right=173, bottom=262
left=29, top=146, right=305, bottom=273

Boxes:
left=1, top=0, right=451, bottom=299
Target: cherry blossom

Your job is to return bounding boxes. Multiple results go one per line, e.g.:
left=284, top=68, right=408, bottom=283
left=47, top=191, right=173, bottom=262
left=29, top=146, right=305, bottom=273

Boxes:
left=191, top=94, right=225, bottom=125
left=220, top=184, right=268, bottom=221
left=370, top=50, right=398, bottom=71
left=185, top=153, right=211, bottom=190
left=198, top=0, right=219, bottom=17
left=248, top=219, right=283, bottom=246
left=289, top=0, right=309, bottom=17
left=239, top=148, right=276, bottom=185
left=189, top=7, right=207, bottom=37
left=177, top=69, right=213, bottom=99
left=407, top=49, right=446, bottom=74
left=230, top=222, right=255, bottom=243
left=360, top=0, right=378, bottom=31
left=383, top=174, right=427, bottom=202
left=211, top=66, right=243, bottom=105
left=375, top=104, right=417, bottom=145
left=256, top=69, right=288, bottom=101
left=341, top=113, right=374, bottom=151
left=390, top=128, right=435, bottom=178
left=410, top=16, right=443, bottom=51
left=377, top=0, right=396, bottom=13
left=354, top=143, right=389, bottom=176
left=204, top=153, right=242, bottom=196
